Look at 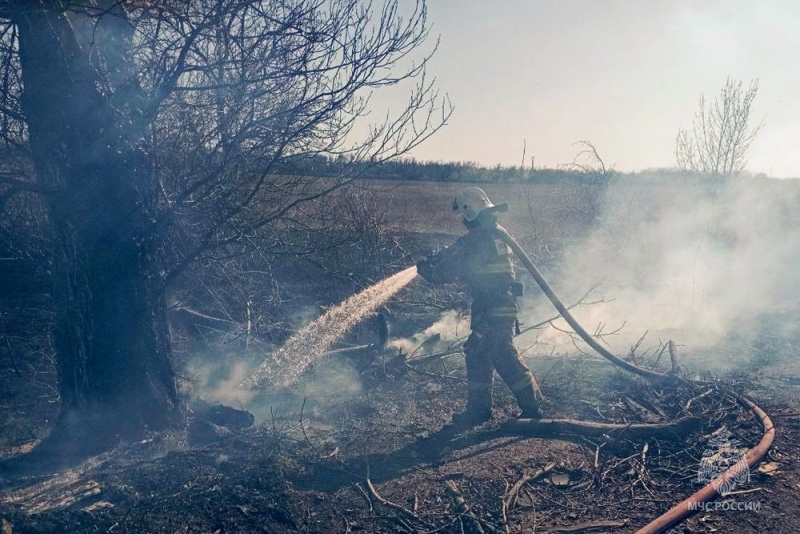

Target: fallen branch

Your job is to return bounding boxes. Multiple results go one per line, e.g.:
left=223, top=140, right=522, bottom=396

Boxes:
left=501, top=417, right=701, bottom=440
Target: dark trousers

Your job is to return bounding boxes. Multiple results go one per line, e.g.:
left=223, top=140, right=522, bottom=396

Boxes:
left=463, top=318, right=542, bottom=415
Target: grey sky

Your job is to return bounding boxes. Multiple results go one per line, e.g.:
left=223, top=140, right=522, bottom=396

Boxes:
left=388, top=0, right=800, bottom=177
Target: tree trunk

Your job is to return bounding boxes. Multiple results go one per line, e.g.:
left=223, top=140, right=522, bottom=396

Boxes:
left=15, top=3, right=180, bottom=452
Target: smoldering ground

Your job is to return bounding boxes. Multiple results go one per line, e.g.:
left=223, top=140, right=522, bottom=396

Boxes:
left=188, top=354, right=366, bottom=424
left=186, top=175, right=800, bottom=419
left=387, top=310, right=469, bottom=356
left=516, top=176, right=800, bottom=373
left=186, top=268, right=420, bottom=422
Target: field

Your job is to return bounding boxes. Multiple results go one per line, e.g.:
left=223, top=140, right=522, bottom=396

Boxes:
left=2, top=176, right=800, bottom=533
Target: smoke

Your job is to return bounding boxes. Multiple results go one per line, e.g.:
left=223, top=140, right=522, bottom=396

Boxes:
left=189, top=360, right=257, bottom=407
left=183, top=267, right=419, bottom=422
left=388, top=310, right=470, bottom=356
left=517, top=176, right=800, bottom=372
left=187, top=351, right=368, bottom=424
left=188, top=176, right=800, bottom=416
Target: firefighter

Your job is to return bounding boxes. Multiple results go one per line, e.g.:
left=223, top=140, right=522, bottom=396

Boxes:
left=416, top=187, right=543, bottom=427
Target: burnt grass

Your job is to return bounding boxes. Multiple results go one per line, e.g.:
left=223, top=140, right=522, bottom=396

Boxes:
left=4, top=180, right=800, bottom=532
left=2, top=345, right=800, bottom=533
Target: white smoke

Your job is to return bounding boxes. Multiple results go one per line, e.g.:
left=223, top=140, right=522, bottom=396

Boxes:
left=187, top=351, right=368, bottom=424
left=517, top=176, right=800, bottom=372
left=186, top=359, right=258, bottom=407
left=388, top=310, right=470, bottom=357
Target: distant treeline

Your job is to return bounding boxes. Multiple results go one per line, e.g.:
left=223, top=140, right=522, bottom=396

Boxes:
left=278, top=154, right=609, bottom=184
left=278, top=154, right=772, bottom=184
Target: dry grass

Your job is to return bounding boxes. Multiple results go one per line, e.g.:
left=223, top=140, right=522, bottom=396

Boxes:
left=367, top=179, right=601, bottom=233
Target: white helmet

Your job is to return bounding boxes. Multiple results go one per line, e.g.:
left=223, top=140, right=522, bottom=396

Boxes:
left=452, top=186, right=495, bottom=222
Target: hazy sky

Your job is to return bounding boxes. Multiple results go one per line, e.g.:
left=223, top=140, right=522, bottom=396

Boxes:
left=381, top=0, right=800, bottom=178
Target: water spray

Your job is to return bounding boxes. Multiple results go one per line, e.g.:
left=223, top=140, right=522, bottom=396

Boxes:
left=246, top=266, right=418, bottom=388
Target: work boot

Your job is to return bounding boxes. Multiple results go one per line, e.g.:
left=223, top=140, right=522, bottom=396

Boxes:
left=513, top=377, right=543, bottom=420
left=450, top=409, right=492, bottom=428
left=454, top=382, right=493, bottom=428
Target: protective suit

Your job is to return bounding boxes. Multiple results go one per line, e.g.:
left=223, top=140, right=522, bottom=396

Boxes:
left=417, top=189, right=543, bottom=426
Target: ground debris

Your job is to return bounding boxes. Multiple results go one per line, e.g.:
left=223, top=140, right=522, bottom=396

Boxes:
left=757, top=461, right=780, bottom=476
left=539, top=518, right=629, bottom=533
left=0, top=353, right=796, bottom=533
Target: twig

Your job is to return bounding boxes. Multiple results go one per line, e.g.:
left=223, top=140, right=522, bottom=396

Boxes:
left=445, top=479, right=485, bottom=534
left=593, top=442, right=606, bottom=469
left=626, top=330, right=649, bottom=363
left=298, top=397, right=321, bottom=457
left=404, top=360, right=465, bottom=382
left=503, top=462, right=557, bottom=511
left=684, top=388, right=714, bottom=410
left=365, top=478, right=431, bottom=527
left=548, top=319, right=627, bottom=347
left=336, top=509, right=352, bottom=533
left=500, top=480, right=510, bottom=534
left=406, top=346, right=464, bottom=365
left=541, top=519, right=628, bottom=532
left=724, top=487, right=768, bottom=496
left=355, top=482, right=373, bottom=514
left=516, top=280, right=607, bottom=336
left=579, top=399, right=607, bottom=421
left=652, top=341, right=669, bottom=367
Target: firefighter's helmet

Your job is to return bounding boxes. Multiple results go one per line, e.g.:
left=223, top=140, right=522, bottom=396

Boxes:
left=452, top=186, right=495, bottom=222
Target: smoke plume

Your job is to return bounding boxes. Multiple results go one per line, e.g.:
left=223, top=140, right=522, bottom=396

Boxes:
left=517, top=176, right=800, bottom=372
left=388, top=310, right=469, bottom=357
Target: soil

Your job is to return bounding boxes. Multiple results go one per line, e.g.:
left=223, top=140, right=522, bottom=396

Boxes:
left=2, top=348, right=800, bottom=534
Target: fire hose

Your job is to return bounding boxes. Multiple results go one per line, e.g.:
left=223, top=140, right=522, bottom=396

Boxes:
left=495, top=225, right=776, bottom=534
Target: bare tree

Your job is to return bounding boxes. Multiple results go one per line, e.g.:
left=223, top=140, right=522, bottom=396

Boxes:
left=0, top=0, right=449, bottom=452
left=560, top=140, right=613, bottom=177
left=675, top=77, right=763, bottom=175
